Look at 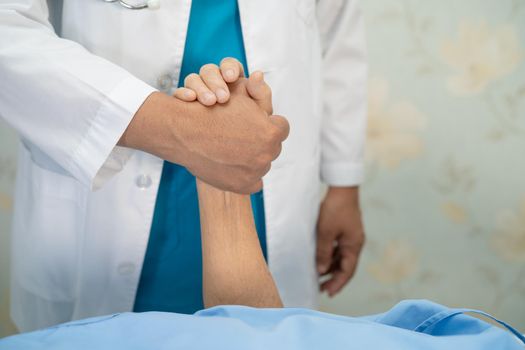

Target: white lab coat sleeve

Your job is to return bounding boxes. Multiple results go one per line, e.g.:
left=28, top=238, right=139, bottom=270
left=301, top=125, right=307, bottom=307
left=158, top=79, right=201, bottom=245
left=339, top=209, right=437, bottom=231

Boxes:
left=317, top=0, right=367, bottom=186
left=0, top=0, right=157, bottom=189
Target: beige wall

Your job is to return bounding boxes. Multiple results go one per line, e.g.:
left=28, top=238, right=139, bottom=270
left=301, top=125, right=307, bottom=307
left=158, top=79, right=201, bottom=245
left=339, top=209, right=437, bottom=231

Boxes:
left=1, top=0, right=524, bottom=338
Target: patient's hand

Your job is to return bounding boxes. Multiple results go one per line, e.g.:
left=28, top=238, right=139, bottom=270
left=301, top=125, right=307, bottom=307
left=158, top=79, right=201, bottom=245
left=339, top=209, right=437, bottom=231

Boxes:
left=197, top=178, right=283, bottom=309
left=173, top=57, right=272, bottom=112
left=174, top=57, right=244, bottom=105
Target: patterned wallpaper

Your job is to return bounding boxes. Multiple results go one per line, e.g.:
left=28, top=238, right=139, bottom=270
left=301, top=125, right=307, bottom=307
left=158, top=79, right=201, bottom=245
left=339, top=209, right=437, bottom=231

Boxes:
left=0, top=0, right=524, bottom=338
left=320, top=0, right=525, bottom=332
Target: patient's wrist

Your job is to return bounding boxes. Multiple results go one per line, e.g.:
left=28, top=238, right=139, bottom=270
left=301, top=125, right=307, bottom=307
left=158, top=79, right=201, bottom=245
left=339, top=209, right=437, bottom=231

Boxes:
left=196, top=179, right=253, bottom=231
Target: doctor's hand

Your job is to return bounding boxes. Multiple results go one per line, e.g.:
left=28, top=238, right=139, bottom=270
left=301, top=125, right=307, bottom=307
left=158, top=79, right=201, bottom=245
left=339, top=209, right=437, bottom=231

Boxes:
left=120, top=74, right=288, bottom=194
left=173, top=57, right=246, bottom=105
left=316, top=186, right=365, bottom=297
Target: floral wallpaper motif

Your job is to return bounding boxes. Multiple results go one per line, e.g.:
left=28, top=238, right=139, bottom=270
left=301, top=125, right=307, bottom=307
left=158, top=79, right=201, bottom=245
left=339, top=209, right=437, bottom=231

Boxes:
left=491, top=198, right=525, bottom=263
left=320, top=0, right=525, bottom=332
left=0, top=0, right=524, bottom=339
left=440, top=19, right=523, bottom=95
left=367, top=240, right=420, bottom=285
left=366, top=77, right=426, bottom=169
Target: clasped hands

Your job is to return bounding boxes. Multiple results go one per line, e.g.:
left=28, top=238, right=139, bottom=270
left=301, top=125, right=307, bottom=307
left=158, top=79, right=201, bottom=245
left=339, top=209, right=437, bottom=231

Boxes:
left=121, top=58, right=364, bottom=297
left=120, top=57, right=288, bottom=194
left=172, top=61, right=365, bottom=298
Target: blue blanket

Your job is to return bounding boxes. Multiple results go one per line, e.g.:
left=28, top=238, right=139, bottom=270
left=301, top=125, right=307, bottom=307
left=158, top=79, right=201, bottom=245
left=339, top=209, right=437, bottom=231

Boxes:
left=1, top=300, right=523, bottom=349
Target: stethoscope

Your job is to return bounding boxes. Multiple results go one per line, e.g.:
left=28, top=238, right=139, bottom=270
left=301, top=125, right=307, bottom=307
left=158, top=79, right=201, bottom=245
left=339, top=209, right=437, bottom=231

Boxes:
left=102, top=0, right=160, bottom=10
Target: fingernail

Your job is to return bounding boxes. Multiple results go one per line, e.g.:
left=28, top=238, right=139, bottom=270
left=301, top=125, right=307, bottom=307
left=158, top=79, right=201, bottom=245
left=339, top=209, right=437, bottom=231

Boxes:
left=202, top=92, right=216, bottom=104
left=215, top=88, right=228, bottom=102
left=253, top=71, right=263, bottom=81
left=184, top=90, right=194, bottom=99
left=225, top=69, right=236, bottom=80
left=317, top=264, right=327, bottom=274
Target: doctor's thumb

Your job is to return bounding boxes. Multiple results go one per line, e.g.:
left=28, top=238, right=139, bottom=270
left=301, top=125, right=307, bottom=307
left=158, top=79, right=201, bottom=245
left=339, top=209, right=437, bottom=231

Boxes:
left=247, top=71, right=273, bottom=115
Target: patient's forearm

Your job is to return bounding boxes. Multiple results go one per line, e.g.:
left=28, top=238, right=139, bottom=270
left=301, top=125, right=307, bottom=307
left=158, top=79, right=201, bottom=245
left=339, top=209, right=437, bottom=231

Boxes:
left=197, top=179, right=283, bottom=308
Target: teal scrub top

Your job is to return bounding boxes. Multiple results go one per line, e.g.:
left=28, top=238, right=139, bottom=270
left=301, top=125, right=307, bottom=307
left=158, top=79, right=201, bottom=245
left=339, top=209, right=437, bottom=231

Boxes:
left=133, top=0, right=267, bottom=315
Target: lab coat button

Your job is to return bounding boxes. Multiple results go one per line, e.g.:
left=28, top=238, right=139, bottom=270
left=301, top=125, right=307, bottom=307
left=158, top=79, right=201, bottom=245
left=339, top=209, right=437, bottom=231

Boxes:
left=117, top=262, right=135, bottom=275
left=157, top=74, right=173, bottom=91
left=136, top=174, right=152, bottom=189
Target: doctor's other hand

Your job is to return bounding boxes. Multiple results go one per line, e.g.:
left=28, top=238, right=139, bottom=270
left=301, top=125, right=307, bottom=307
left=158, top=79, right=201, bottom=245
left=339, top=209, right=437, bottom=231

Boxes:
left=119, top=77, right=288, bottom=194
left=316, top=186, right=365, bottom=297
left=173, top=57, right=246, bottom=105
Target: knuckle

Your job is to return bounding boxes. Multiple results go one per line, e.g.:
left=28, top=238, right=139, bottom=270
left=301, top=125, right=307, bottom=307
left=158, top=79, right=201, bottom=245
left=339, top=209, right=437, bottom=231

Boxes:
left=268, top=126, right=281, bottom=144
left=260, top=148, right=274, bottom=163
left=282, top=118, right=291, bottom=134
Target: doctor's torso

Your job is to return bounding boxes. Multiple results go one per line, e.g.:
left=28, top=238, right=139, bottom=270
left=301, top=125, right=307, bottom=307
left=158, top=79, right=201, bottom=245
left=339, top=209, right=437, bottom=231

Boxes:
left=10, top=0, right=325, bottom=331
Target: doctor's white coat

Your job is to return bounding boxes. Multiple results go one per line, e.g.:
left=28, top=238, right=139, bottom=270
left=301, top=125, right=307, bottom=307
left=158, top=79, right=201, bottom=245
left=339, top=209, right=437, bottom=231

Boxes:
left=0, top=0, right=367, bottom=332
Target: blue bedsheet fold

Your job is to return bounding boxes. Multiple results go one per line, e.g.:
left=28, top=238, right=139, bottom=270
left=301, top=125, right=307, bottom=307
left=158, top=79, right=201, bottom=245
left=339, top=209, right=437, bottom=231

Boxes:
left=1, top=300, right=523, bottom=349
